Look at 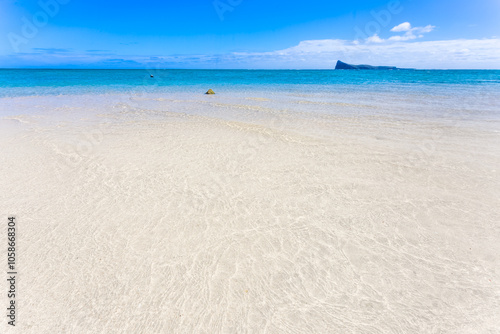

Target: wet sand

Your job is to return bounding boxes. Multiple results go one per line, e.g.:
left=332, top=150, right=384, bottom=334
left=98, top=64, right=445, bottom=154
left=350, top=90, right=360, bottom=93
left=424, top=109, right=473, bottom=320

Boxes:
left=1, top=93, right=499, bottom=333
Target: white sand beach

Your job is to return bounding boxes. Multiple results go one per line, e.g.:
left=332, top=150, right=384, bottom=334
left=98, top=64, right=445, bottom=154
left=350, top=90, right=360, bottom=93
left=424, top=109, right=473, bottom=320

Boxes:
left=1, top=92, right=499, bottom=333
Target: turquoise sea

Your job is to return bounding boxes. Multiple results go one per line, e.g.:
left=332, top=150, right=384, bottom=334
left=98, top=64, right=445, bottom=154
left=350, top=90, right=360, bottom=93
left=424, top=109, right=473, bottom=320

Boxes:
left=1, top=69, right=499, bottom=121
left=1, top=69, right=500, bottom=96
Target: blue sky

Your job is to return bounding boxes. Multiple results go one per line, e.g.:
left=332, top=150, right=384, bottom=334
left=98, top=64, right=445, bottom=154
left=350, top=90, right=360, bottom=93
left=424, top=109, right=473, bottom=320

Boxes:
left=1, top=0, right=499, bottom=68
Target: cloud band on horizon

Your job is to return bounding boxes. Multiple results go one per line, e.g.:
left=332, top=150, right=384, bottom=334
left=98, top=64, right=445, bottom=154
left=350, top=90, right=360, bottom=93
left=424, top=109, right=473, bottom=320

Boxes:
left=1, top=22, right=499, bottom=69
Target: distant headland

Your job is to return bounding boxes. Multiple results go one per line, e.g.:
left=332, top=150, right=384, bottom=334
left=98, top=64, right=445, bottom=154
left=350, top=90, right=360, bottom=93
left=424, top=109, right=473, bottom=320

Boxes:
left=335, top=60, right=398, bottom=70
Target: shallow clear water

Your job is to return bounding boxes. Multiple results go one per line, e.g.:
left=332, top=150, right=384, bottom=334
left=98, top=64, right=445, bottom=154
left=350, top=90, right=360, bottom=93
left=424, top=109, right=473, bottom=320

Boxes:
left=1, top=69, right=499, bottom=334
left=1, top=69, right=500, bottom=123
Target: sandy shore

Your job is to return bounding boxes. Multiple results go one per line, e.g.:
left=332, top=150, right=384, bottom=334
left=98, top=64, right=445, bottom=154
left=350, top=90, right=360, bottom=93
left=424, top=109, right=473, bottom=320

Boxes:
left=1, top=93, right=499, bottom=333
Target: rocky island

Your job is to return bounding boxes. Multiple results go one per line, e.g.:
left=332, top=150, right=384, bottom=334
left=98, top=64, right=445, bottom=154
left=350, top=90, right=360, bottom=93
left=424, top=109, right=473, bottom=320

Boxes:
left=335, top=60, right=398, bottom=70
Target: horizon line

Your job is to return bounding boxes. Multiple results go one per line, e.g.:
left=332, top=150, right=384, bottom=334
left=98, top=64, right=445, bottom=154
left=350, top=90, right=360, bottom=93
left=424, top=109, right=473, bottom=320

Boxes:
left=1, top=68, right=499, bottom=71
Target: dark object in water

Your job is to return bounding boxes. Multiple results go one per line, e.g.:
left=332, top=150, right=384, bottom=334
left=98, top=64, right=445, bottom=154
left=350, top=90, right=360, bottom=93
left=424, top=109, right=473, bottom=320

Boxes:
left=335, top=60, right=398, bottom=70
left=150, top=74, right=154, bottom=78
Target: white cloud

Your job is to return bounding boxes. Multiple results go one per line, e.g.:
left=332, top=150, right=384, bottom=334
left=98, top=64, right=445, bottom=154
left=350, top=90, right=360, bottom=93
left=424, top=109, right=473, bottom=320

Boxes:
left=418, top=25, right=435, bottom=34
left=391, top=22, right=412, bottom=32
left=387, top=22, right=436, bottom=42
left=366, top=34, right=384, bottom=44
left=388, top=34, right=417, bottom=42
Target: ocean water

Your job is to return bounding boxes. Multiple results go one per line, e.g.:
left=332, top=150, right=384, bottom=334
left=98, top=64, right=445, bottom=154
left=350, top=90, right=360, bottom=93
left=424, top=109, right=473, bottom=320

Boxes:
left=1, top=69, right=499, bottom=123
left=1, top=69, right=500, bottom=95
